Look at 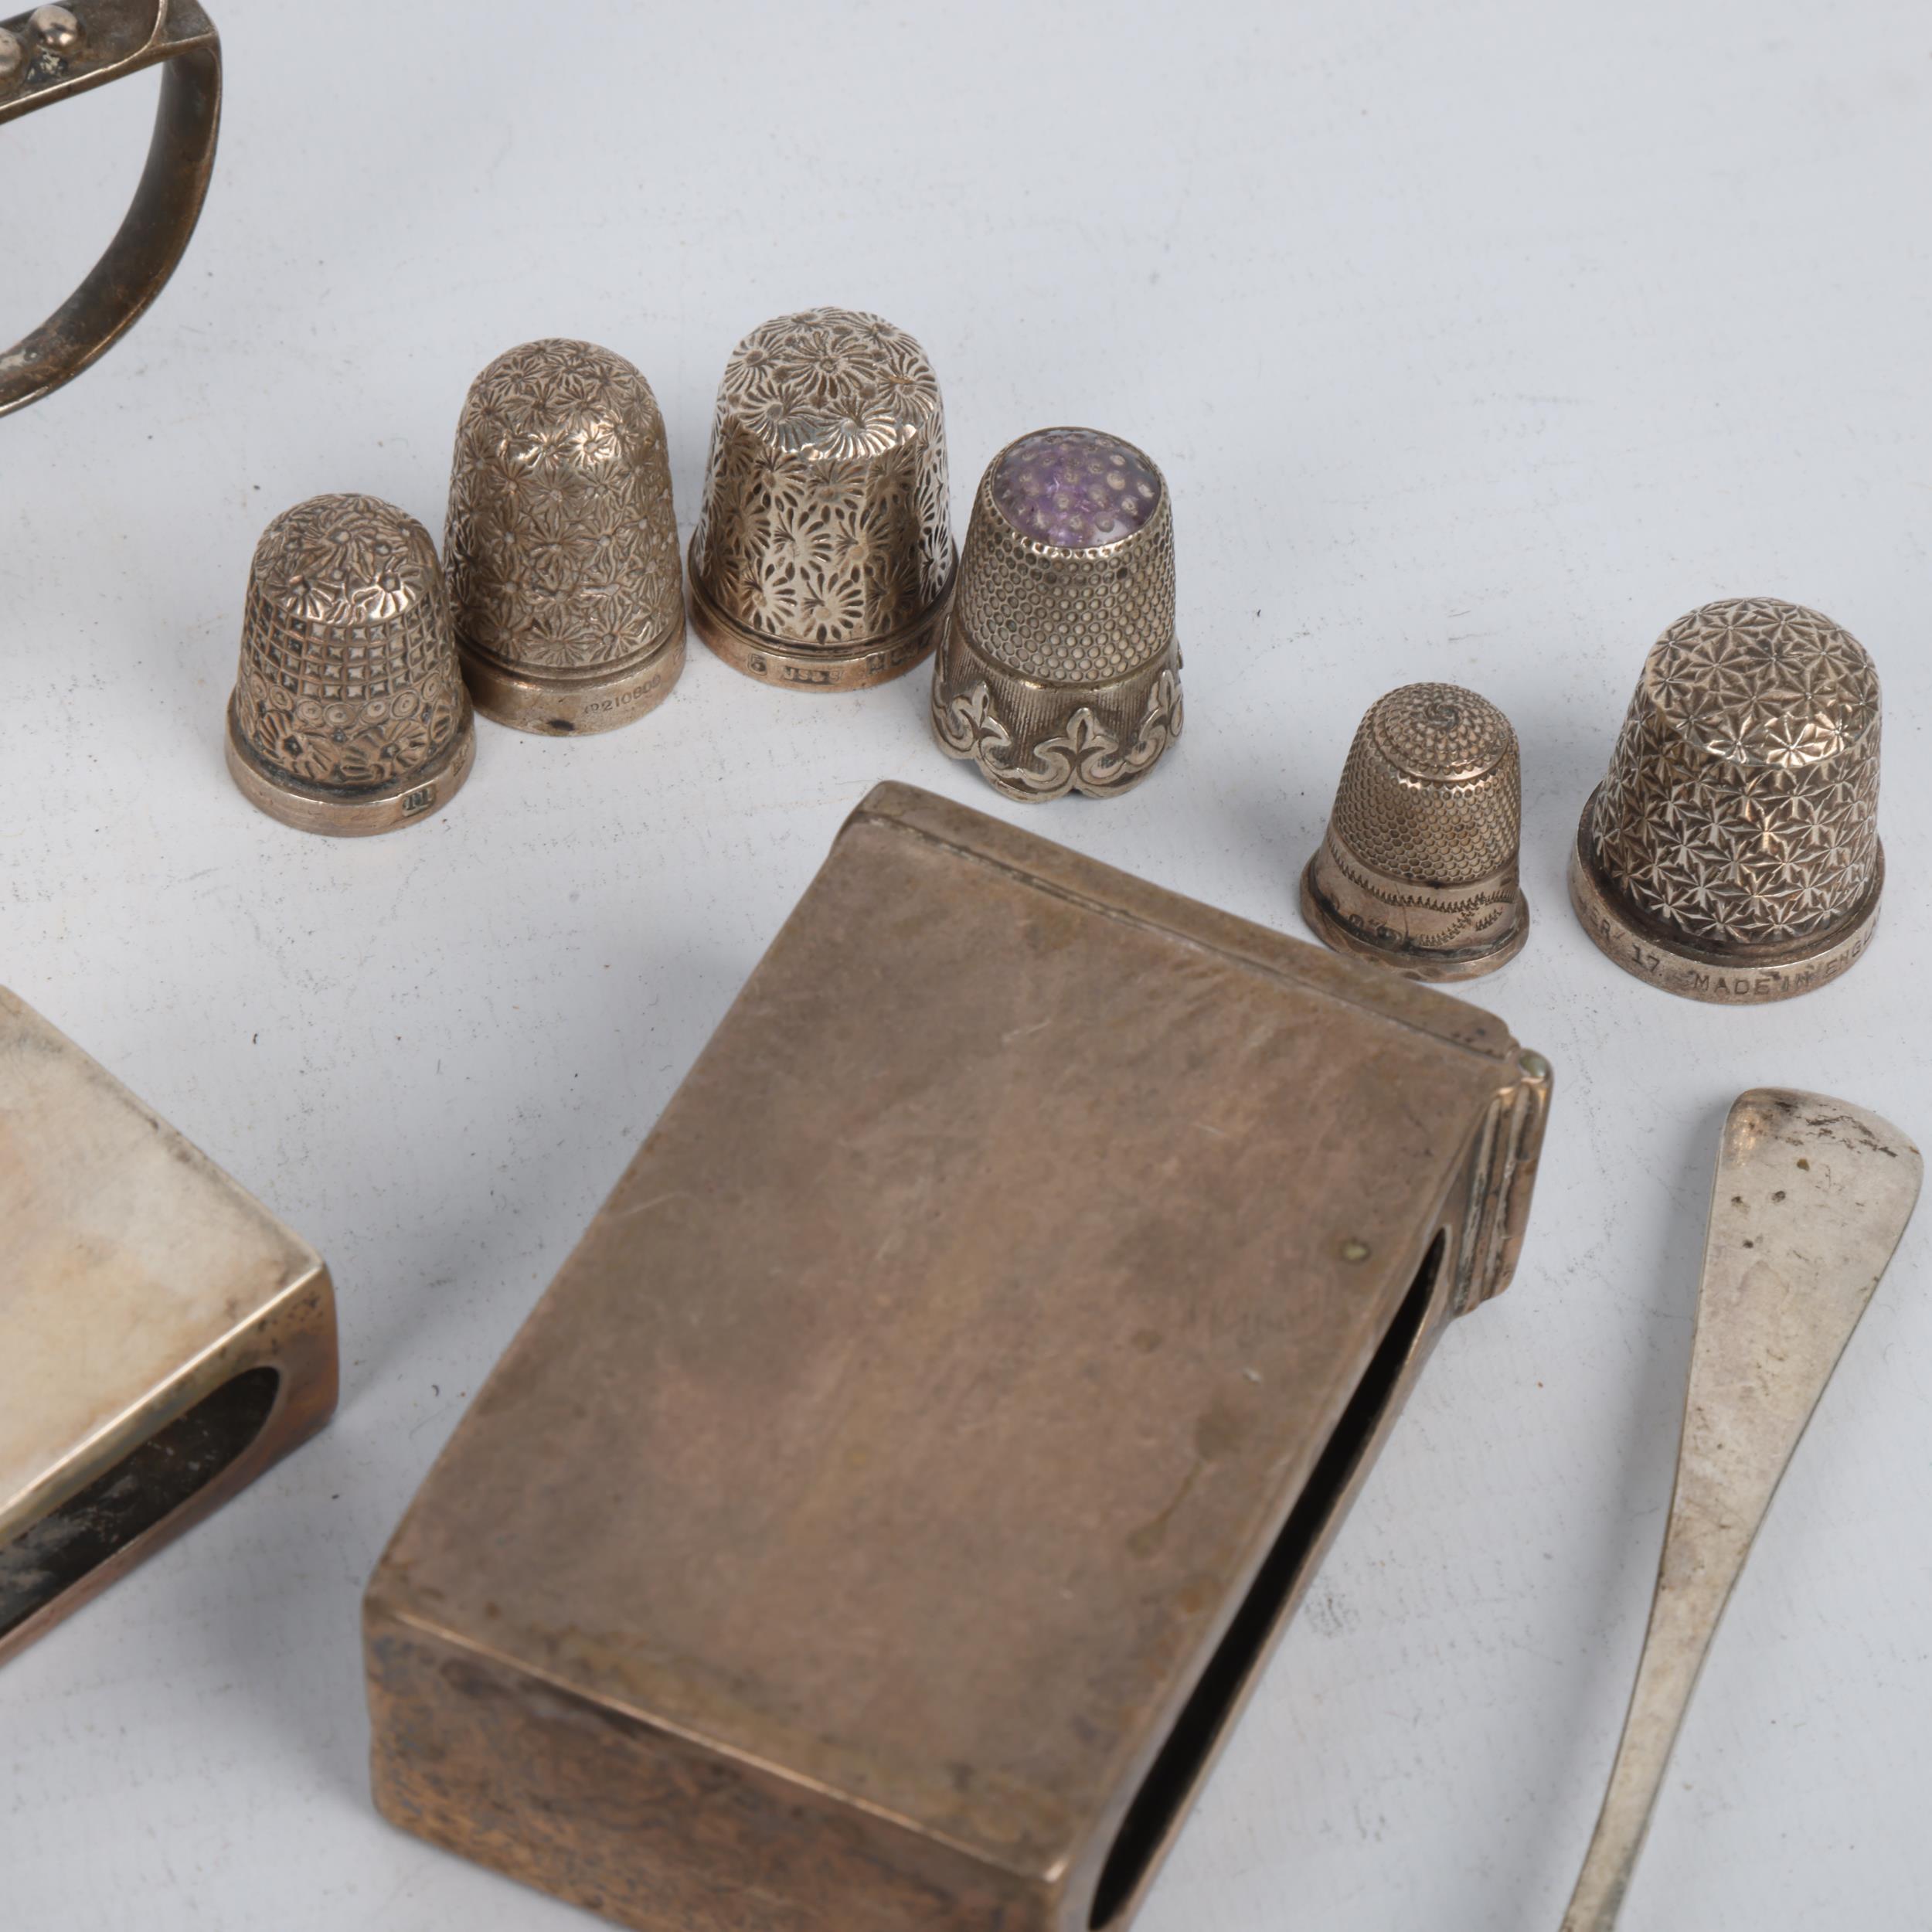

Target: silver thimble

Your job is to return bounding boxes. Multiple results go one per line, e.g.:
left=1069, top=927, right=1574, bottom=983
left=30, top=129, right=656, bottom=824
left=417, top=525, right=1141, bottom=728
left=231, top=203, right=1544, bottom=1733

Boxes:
left=1570, top=597, right=1882, bottom=1003
left=226, top=493, right=474, bottom=835
left=445, top=338, right=685, bottom=735
left=1301, top=682, right=1528, bottom=980
left=930, top=427, right=1181, bottom=802
left=687, top=307, right=954, bottom=692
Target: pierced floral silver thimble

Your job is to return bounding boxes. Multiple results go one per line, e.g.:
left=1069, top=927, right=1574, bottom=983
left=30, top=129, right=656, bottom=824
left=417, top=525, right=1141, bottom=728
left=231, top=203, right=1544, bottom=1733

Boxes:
left=226, top=493, right=474, bottom=835
left=1300, top=682, right=1528, bottom=981
left=930, top=427, right=1182, bottom=801
left=445, top=338, right=685, bottom=735
left=687, top=307, right=954, bottom=692
left=1570, top=597, right=1883, bottom=1004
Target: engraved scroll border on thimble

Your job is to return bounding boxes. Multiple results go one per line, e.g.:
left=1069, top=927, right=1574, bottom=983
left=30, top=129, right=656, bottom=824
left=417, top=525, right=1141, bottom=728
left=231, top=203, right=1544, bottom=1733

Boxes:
left=1299, top=682, right=1529, bottom=981
left=685, top=307, right=956, bottom=694
left=444, top=338, right=686, bottom=736
left=225, top=492, right=474, bottom=836
left=1567, top=597, right=1884, bottom=1005
left=930, top=426, right=1182, bottom=804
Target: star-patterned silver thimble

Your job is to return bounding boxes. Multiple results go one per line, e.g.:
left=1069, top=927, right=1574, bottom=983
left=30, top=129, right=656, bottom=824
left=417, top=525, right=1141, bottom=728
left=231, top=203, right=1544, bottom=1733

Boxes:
left=445, top=339, right=685, bottom=734
left=1300, top=682, right=1528, bottom=980
left=687, top=307, right=954, bottom=692
left=930, top=427, right=1182, bottom=802
left=1569, top=597, right=1883, bottom=1003
left=226, top=493, right=474, bottom=835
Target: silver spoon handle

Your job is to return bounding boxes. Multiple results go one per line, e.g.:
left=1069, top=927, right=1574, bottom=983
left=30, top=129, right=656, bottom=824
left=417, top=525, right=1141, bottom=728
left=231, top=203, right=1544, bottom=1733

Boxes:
left=1559, top=1089, right=1920, bottom=1932
left=1560, top=1544, right=1735, bottom=1931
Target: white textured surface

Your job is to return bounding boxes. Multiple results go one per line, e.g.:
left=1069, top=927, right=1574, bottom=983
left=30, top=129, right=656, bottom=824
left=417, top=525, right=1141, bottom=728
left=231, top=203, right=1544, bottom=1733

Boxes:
left=2, top=2, right=1929, bottom=1927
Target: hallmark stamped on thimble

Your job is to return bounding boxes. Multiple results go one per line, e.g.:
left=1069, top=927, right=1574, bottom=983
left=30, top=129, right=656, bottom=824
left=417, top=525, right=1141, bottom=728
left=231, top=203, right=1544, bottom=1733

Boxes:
left=931, top=427, right=1182, bottom=802
left=446, top=339, right=685, bottom=735
left=1570, top=597, right=1883, bottom=1004
left=1301, top=682, right=1528, bottom=981
left=226, top=493, right=474, bottom=835
left=688, top=307, right=954, bottom=692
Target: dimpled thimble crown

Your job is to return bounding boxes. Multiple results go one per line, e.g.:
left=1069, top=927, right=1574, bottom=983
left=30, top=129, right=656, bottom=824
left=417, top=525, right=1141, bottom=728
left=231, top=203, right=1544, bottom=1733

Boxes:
left=687, top=307, right=954, bottom=692
left=226, top=492, right=473, bottom=835
left=1301, top=682, right=1528, bottom=980
left=1570, top=598, right=1883, bottom=1003
left=445, top=338, right=685, bottom=735
left=931, top=427, right=1182, bottom=803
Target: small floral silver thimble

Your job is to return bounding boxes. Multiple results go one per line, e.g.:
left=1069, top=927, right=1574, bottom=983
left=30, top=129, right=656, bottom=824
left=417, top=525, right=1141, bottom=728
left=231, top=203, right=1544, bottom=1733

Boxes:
left=930, top=427, right=1182, bottom=802
left=687, top=307, right=954, bottom=692
left=1301, top=682, right=1528, bottom=981
left=1570, top=597, right=1882, bottom=1003
left=226, top=493, right=474, bottom=835
left=444, top=338, right=685, bottom=735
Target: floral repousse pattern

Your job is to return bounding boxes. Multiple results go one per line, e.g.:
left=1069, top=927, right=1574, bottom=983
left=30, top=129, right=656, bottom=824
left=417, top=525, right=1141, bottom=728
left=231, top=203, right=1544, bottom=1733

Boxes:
left=1587, top=598, right=1882, bottom=947
left=934, top=669, right=1183, bottom=801
left=231, top=494, right=465, bottom=790
left=444, top=339, right=682, bottom=674
left=689, top=308, right=952, bottom=646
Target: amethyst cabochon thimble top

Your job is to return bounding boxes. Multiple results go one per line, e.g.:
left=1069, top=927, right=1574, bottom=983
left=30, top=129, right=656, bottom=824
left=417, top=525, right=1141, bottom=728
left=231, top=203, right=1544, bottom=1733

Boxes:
left=991, top=428, right=1162, bottom=550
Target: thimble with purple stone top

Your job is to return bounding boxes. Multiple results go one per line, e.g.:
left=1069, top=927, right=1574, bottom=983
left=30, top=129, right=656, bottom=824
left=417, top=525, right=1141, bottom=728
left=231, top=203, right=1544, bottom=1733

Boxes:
left=931, top=427, right=1181, bottom=802
left=226, top=493, right=474, bottom=835
left=1569, top=597, right=1883, bottom=1003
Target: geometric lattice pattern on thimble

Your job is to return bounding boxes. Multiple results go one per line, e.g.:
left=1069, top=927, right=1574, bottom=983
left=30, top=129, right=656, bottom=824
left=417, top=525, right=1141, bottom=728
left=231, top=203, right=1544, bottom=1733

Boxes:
left=445, top=338, right=682, bottom=674
left=689, top=308, right=952, bottom=647
left=957, top=429, right=1176, bottom=685
left=1330, top=683, right=1521, bottom=886
left=1585, top=598, right=1881, bottom=947
left=232, top=493, right=464, bottom=791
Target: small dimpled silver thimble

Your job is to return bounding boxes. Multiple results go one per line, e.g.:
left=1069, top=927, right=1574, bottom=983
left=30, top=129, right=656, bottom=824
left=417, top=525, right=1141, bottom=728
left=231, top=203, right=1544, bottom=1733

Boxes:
left=444, top=338, right=685, bottom=735
left=226, top=493, right=474, bottom=835
left=687, top=307, right=954, bottom=692
left=1570, top=597, right=1883, bottom=1004
left=1301, top=682, right=1528, bottom=981
left=930, top=427, right=1181, bottom=802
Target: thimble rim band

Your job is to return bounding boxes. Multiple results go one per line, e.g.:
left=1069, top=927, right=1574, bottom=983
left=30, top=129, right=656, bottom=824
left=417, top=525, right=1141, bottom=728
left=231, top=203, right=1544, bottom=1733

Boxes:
left=461, top=624, right=685, bottom=736
left=226, top=694, right=473, bottom=835
left=689, top=546, right=954, bottom=692
left=457, top=604, right=687, bottom=688
left=1298, top=858, right=1529, bottom=982
left=1571, top=789, right=1884, bottom=978
left=976, top=430, right=1168, bottom=563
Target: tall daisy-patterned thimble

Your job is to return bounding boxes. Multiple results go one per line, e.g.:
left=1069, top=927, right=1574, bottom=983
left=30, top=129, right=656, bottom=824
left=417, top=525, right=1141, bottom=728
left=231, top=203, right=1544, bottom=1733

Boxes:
left=930, top=427, right=1182, bottom=802
left=687, top=307, right=954, bottom=692
left=445, top=339, right=685, bottom=735
left=1300, top=683, right=1528, bottom=981
left=226, top=493, right=474, bottom=835
left=1570, top=597, right=1883, bottom=1003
